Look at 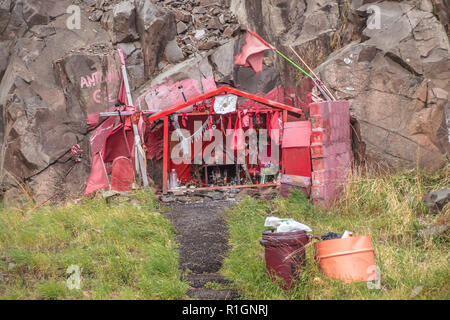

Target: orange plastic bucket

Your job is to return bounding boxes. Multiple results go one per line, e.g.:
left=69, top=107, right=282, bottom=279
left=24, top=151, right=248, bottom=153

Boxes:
left=314, top=235, right=376, bottom=283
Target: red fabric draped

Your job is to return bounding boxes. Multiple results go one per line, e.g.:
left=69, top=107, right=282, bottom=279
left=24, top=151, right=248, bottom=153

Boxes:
left=234, top=31, right=272, bottom=73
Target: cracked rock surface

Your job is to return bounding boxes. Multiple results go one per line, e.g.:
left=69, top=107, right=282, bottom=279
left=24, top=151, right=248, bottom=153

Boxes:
left=0, top=0, right=448, bottom=203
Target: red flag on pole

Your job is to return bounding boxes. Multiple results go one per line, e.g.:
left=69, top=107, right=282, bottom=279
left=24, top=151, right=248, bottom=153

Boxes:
left=234, top=30, right=273, bottom=73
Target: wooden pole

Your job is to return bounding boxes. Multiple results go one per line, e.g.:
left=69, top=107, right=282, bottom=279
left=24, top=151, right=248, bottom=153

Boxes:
left=163, top=116, right=169, bottom=194
left=288, top=45, right=337, bottom=101
left=118, top=48, right=148, bottom=187
left=282, top=110, right=287, bottom=174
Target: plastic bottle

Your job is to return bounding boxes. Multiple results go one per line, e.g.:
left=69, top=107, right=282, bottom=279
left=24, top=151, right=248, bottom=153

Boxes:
left=170, top=169, right=178, bottom=189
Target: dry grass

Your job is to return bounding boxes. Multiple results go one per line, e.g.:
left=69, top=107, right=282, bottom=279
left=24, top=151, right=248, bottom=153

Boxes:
left=222, top=166, right=449, bottom=299
left=0, top=190, right=189, bottom=300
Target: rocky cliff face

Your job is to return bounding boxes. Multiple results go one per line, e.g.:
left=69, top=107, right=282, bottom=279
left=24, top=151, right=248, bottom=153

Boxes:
left=0, top=0, right=448, bottom=203
left=228, top=0, right=449, bottom=170
left=315, top=1, right=449, bottom=170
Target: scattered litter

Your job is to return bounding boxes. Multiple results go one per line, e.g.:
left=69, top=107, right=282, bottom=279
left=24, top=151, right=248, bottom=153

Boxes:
left=313, top=277, right=322, bottom=284
left=264, top=216, right=312, bottom=233
left=321, top=230, right=353, bottom=240
left=410, top=286, right=424, bottom=298
left=169, top=168, right=179, bottom=189
left=342, top=230, right=353, bottom=238
left=344, top=57, right=352, bottom=65
left=71, top=144, right=83, bottom=162
left=345, top=86, right=355, bottom=91
left=321, top=232, right=342, bottom=240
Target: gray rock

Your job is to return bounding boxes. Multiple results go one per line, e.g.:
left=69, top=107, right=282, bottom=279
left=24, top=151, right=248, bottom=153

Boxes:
left=315, top=2, right=450, bottom=172
left=165, top=39, right=185, bottom=64
left=136, top=0, right=176, bottom=77
left=89, top=9, right=103, bottom=22
left=175, top=9, right=191, bottom=23
left=424, top=189, right=450, bottom=212
left=160, top=195, right=176, bottom=202
left=204, top=191, right=223, bottom=200
left=177, top=21, right=188, bottom=34
left=107, top=1, right=139, bottom=44
left=206, top=16, right=221, bottom=30
left=0, top=0, right=119, bottom=202
left=140, top=52, right=214, bottom=90
left=420, top=224, right=449, bottom=240
left=0, top=40, right=11, bottom=80
left=194, top=29, right=206, bottom=40
left=30, top=25, right=56, bottom=38
left=210, top=39, right=237, bottom=82
left=198, top=40, right=219, bottom=50
left=222, top=25, right=240, bottom=38
left=117, top=42, right=137, bottom=58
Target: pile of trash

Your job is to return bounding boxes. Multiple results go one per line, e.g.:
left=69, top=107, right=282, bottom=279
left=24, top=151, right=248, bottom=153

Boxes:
left=260, top=216, right=377, bottom=289
left=264, top=216, right=312, bottom=233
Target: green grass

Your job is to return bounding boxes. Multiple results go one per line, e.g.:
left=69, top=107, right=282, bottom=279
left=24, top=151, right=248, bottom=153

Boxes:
left=222, top=167, right=450, bottom=300
left=0, top=190, right=189, bottom=300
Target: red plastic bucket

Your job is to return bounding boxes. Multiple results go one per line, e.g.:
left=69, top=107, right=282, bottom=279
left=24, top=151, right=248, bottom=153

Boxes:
left=314, top=235, right=376, bottom=283
left=260, top=230, right=311, bottom=290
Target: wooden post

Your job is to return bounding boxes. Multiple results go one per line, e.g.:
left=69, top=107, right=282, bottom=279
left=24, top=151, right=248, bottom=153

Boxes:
left=163, top=116, right=169, bottom=194
left=282, top=110, right=287, bottom=174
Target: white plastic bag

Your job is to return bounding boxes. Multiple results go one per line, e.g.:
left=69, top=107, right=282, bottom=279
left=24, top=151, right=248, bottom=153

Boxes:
left=341, top=230, right=353, bottom=238
left=264, top=216, right=312, bottom=233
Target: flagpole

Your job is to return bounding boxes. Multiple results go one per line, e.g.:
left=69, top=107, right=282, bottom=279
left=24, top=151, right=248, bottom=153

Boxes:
left=247, top=29, right=331, bottom=101
left=275, top=50, right=331, bottom=101
left=288, top=45, right=336, bottom=101
left=118, top=49, right=149, bottom=187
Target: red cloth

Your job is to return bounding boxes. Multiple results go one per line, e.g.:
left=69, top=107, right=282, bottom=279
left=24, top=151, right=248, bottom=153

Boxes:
left=87, top=113, right=100, bottom=130
left=84, top=109, right=136, bottom=195
left=89, top=117, right=116, bottom=156
left=242, top=111, right=250, bottom=128
left=111, top=157, right=134, bottom=192
left=231, top=112, right=245, bottom=150
left=234, top=31, right=272, bottom=73
left=84, top=153, right=109, bottom=195
left=103, top=124, right=132, bottom=163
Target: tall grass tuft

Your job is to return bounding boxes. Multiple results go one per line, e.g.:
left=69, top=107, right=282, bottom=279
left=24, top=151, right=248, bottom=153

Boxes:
left=0, top=190, right=189, bottom=300
left=222, top=167, right=450, bottom=299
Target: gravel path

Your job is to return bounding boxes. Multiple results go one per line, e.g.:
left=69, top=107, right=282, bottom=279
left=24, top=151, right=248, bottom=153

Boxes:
left=163, top=199, right=239, bottom=300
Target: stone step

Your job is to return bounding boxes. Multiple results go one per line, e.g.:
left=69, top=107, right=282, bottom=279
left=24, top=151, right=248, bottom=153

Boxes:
left=184, top=273, right=231, bottom=288
left=187, top=288, right=239, bottom=300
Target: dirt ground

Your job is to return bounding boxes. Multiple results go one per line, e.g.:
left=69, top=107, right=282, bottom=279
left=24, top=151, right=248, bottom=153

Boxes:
left=163, top=199, right=239, bottom=300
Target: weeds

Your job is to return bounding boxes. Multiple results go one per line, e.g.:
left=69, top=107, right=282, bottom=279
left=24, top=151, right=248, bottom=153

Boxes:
left=0, top=190, right=189, bottom=300
left=222, top=167, right=449, bottom=299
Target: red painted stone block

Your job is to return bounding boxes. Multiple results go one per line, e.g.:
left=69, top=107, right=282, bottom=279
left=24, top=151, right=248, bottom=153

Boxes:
left=309, top=100, right=351, bottom=209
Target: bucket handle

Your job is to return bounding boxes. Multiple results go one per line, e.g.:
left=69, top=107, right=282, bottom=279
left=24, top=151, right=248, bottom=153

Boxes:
left=316, top=248, right=374, bottom=260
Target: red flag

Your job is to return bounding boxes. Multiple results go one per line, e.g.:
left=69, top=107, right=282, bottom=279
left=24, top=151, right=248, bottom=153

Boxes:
left=234, top=30, right=273, bottom=73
